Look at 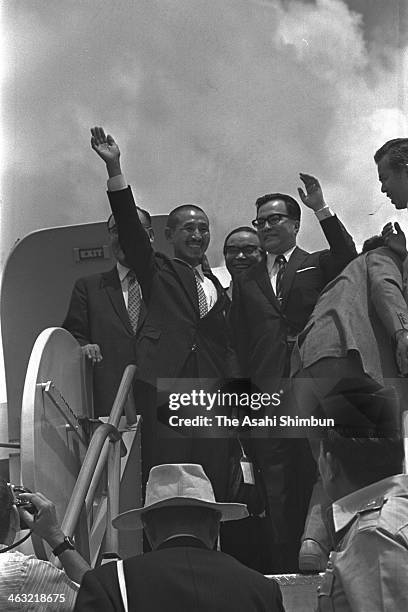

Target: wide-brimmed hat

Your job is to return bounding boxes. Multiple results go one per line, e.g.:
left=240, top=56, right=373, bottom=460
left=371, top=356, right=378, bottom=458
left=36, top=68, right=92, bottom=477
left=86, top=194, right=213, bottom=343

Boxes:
left=112, top=464, right=248, bottom=530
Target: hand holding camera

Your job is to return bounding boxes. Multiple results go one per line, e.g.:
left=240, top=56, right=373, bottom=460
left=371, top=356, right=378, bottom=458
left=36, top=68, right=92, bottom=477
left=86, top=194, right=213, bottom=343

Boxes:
left=17, top=490, right=65, bottom=548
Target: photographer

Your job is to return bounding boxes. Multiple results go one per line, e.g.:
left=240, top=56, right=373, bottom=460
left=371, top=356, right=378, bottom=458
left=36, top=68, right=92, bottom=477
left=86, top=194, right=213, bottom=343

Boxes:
left=0, top=479, right=89, bottom=610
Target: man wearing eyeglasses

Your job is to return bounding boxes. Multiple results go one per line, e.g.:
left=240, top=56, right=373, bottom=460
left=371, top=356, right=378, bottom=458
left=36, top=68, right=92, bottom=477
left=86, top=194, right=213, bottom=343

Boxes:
left=223, top=227, right=264, bottom=299
left=63, top=209, right=153, bottom=418
left=230, top=174, right=356, bottom=572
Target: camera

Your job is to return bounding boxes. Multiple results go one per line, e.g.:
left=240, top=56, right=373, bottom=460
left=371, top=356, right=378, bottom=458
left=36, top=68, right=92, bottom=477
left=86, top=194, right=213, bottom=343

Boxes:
left=9, top=484, right=37, bottom=530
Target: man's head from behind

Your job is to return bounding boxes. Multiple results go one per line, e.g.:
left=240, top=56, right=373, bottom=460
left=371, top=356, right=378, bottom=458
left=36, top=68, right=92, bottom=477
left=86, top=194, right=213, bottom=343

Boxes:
left=253, top=193, right=300, bottom=254
left=374, top=138, right=408, bottom=209
left=165, top=205, right=210, bottom=267
left=107, top=207, right=154, bottom=266
left=319, top=432, right=403, bottom=502
left=223, top=227, right=263, bottom=278
left=112, top=464, right=248, bottom=549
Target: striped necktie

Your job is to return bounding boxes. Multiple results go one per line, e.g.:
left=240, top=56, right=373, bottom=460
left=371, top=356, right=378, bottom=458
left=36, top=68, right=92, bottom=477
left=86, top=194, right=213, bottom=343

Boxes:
left=275, top=254, right=287, bottom=302
left=127, top=271, right=141, bottom=333
left=194, top=269, right=209, bottom=318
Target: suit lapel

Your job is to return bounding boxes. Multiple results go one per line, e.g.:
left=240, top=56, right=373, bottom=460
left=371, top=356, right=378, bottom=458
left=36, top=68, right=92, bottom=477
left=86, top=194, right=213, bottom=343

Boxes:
left=204, top=271, right=228, bottom=313
left=171, top=259, right=227, bottom=317
left=102, top=268, right=133, bottom=334
left=254, top=262, right=281, bottom=312
left=137, top=300, right=147, bottom=330
left=280, top=247, right=309, bottom=308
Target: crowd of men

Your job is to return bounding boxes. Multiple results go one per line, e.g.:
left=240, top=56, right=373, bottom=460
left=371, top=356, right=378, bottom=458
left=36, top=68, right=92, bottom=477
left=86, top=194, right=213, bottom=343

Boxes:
left=3, top=132, right=408, bottom=611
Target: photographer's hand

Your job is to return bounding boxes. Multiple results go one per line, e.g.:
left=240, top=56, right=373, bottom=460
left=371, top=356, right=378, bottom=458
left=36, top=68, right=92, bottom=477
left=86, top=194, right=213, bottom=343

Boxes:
left=19, top=492, right=63, bottom=545
left=19, top=492, right=90, bottom=583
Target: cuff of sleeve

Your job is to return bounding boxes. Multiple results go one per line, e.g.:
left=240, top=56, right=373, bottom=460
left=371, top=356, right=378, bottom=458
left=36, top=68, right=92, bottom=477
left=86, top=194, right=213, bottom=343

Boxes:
left=107, top=174, right=127, bottom=191
left=315, top=206, right=334, bottom=221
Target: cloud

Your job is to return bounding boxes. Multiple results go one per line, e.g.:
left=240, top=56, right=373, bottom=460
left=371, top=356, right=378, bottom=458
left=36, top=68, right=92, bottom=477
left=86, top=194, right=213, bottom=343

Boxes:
left=2, top=0, right=408, bottom=266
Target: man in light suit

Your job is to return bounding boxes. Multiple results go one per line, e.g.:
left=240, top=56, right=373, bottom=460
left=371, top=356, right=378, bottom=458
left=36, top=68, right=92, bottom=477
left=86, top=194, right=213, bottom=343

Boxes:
left=63, top=211, right=153, bottom=418
left=230, top=176, right=357, bottom=572
left=317, top=427, right=407, bottom=611
left=291, top=230, right=408, bottom=571
left=74, top=464, right=285, bottom=612
left=90, top=127, right=237, bottom=501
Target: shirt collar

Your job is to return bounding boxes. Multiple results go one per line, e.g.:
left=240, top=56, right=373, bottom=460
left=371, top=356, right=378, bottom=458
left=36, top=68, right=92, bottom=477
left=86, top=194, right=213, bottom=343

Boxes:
left=332, top=474, right=408, bottom=533
left=194, top=264, right=205, bottom=281
left=157, top=535, right=209, bottom=550
left=266, top=245, right=297, bottom=272
left=116, top=261, right=131, bottom=283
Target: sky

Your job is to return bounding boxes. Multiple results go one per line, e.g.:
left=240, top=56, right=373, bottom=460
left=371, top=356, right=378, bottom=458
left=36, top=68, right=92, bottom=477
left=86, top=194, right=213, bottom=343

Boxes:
left=1, top=0, right=408, bottom=400
left=1, top=0, right=408, bottom=268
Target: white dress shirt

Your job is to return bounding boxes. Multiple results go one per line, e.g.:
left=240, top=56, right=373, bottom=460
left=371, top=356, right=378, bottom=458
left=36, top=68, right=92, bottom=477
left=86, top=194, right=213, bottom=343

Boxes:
left=266, top=246, right=297, bottom=294
left=194, top=264, right=217, bottom=312
left=265, top=206, right=334, bottom=294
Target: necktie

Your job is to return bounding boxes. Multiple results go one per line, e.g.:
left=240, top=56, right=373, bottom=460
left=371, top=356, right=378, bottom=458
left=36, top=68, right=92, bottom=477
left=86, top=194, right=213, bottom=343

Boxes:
left=275, top=254, right=287, bottom=302
left=194, top=269, right=209, bottom=318
left=127, top=271, right=141, bottom=333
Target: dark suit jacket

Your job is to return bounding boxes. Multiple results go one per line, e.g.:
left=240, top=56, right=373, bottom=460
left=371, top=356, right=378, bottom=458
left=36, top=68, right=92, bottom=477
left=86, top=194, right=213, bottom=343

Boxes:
left=230, top=215, right=357, bottom=389
left=74, top=537, right=285, bottom=612
left=108, top=187, right=236, bottom=497
left=108, top=187, right=235, bottom=384
left=63, top=267, right=143, bottom=417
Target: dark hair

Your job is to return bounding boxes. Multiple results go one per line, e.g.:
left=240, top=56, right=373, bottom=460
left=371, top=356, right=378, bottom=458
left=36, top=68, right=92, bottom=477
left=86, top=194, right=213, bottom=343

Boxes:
left=107, top=206, right=152, bottom=229
left=322, top=431, right=403, bottom=488
left=0, top=479, right=14, bottom=542
left=361, top=235, right=384, bottom=253
left=166, top=205, right=208, bottom=230
left=374, top=138, right=408, bottom=170
left=255, top=193, right=301, bottom=221
left=223, top=226, right=259, bottom=252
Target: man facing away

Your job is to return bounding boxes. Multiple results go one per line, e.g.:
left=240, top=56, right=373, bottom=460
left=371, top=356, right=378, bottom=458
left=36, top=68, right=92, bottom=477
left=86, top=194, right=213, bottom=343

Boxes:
left=293, top=136, right=408, bottom=571
left=75, top=463, right=285, bottom=612
left=63, top=210, right=153, bottom=417
left=317, top=428, right=408, bottom=611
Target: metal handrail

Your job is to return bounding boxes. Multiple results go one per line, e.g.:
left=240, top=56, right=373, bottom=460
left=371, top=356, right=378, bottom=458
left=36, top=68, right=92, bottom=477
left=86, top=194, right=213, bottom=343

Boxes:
left=61, top=364, right=137, bottom=540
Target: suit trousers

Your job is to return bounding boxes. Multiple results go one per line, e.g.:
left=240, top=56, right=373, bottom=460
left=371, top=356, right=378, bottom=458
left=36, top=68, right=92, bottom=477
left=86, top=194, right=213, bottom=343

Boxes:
left=134, top=353, right=231, bottom=503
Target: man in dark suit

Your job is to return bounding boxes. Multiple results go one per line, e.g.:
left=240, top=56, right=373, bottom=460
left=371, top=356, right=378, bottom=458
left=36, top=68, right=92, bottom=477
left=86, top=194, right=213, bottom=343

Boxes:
left=63, top=211, right=153, bottom=418
left=89, top=126, right=236, bottom=501
left=74, top=463, right=285, bottom=612
left=230, top=175, right=357, bottom=572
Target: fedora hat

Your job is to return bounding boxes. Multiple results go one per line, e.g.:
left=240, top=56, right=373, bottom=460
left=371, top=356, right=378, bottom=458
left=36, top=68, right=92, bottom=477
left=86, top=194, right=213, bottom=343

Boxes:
left=113, top=463, right=248, bottom=530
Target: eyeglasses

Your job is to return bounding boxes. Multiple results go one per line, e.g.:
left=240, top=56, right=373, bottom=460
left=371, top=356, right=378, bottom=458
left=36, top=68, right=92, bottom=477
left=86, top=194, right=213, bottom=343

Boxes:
left=224, top=245, right=261, bottom=257
left=252, top=214, right=292, bottom=229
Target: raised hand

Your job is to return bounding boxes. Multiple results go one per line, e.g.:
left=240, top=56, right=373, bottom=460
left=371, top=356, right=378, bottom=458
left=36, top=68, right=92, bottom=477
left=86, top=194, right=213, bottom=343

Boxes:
left=90, top=126, right=121, bottom=177
left=18, top=492, right=64, bottom=546
left=381, top=222, right=407, bottom=260
left=298, top=173, right=326, bottom=212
